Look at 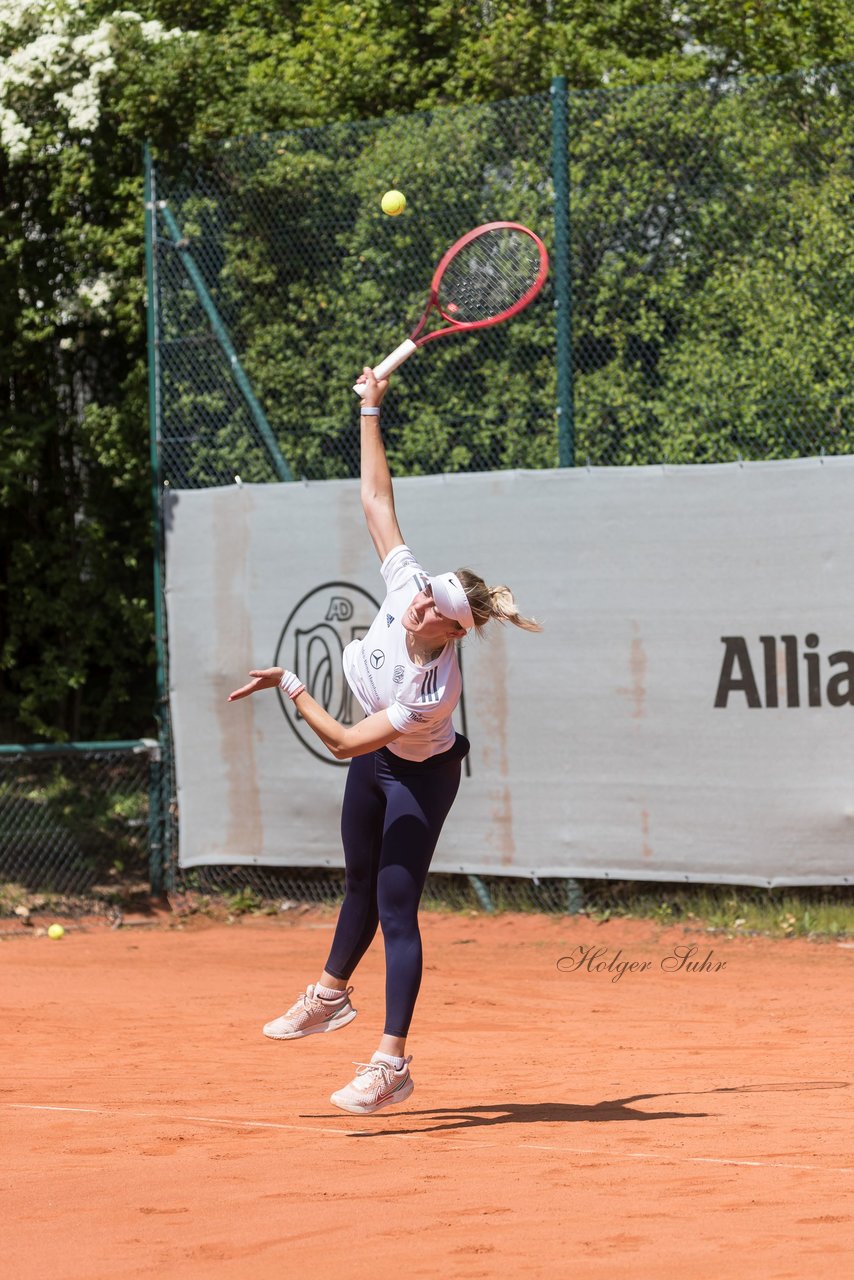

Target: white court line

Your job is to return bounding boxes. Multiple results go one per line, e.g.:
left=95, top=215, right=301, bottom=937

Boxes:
left=7, top=1104, right=852, bottom=1175
left=10, top=1104, right=358, bottom=1138
left=515, top=1141, right=850, bottom=1173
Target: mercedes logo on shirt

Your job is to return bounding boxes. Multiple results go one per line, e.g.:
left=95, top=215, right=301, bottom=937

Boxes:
left=370, top=650, right=385, bottom=669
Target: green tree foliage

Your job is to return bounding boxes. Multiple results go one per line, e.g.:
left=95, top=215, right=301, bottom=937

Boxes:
left=569, top=67, right=853, bottom=463
left=0, top=6, right=182, bottom=741
left=1, top=0, right=852, bottom=740
left=158, top=64, right=851, bottom=484
left=156, top=99, right=558, bottom=490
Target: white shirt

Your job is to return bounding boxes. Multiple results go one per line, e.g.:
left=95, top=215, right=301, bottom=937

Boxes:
left=342, top=545, right=462, bottom=762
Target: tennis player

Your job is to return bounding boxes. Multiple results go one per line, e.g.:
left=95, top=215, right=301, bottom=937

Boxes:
left=228, top=367, right=541, bottom=1115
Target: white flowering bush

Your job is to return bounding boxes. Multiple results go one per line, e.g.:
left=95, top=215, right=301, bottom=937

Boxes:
left=0, top=2, right=199, bottom=397
left=0, top=2, right=185, bottom=160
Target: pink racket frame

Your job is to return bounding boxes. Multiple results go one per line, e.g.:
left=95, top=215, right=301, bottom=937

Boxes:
left=415, top=220, right=550, bottom=343
left=354, top=221, right=549, bottom=394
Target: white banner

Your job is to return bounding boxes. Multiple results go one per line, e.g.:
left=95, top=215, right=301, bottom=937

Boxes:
left=165, top=457, right=854, bottom=887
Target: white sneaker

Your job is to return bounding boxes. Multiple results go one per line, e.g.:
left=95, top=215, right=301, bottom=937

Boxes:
left=330, top=1053, right=414, bottom=1115
left=263, top=984, right=356, bottom=1040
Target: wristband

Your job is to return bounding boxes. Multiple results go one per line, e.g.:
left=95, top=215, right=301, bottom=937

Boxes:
left=360, top=406, right=381, bottom=417
left=279, top=670, right=305, bottom=700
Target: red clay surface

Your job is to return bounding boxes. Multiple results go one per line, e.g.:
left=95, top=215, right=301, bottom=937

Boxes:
left=2, top=911, right=852, bottom=1279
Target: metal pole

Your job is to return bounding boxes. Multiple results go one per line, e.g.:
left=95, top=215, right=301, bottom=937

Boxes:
left=144, top=740, right=163, bottom=896
left=159, top=202, right=294, bottom=483
left=468, top=875, right=495, bottom=913
left=566, top=878, right=585, bottom=915
left=550, top=75, right=574, bottom=467
left=144, top=144, right=169, bottom=894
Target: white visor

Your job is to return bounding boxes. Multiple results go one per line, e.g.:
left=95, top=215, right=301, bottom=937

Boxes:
left=429, top=572, right=475, bottom=632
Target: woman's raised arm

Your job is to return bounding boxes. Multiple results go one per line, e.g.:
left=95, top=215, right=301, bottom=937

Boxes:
left=356, top=367, right=405, bottom=562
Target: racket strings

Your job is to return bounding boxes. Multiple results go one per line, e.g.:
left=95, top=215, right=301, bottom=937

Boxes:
left=437, top=229, right=543, bottom=323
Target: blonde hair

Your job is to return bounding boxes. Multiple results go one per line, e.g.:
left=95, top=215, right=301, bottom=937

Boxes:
left=455, top=569, right=542, bottom=634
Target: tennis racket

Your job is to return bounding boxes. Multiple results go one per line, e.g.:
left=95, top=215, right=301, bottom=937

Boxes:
left=353, top=221, right=549, bottom=394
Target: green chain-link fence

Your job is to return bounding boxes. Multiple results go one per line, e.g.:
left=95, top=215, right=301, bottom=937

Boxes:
left=150, top=64, right=852, bottom=490
left=0, top=742, right=161, bottom=916
left=143, top=63, right=852, bottom=912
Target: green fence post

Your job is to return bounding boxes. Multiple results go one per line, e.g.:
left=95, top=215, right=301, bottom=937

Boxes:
left=566, top=878, right=585, bottom=915
left=142, top=739, right=164, bottom=896
left=144, top=144, right=171, bottom=895
left=550, top=75, right=574, bottom=467
left=467, top=875, right=495, bottom=913
left=158, top=202, right=294, bottom=484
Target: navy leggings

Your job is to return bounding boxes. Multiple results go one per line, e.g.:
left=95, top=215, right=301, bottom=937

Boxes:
left=324, top=735, right=469, bottom=1038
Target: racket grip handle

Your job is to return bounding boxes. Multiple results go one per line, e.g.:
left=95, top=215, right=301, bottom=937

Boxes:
left=353, top=339, right=418, bottom=395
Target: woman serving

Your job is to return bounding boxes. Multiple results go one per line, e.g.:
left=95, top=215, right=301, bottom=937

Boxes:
left=229, top=367, right=541, bottom=1115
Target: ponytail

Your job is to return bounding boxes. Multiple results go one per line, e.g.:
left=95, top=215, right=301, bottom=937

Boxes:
left=455, top=569, right=542, bottom=634
left=485, top=584, right=542, bottom=633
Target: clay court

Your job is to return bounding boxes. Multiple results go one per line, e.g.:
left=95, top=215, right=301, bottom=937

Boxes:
left=3, top=910, right=851, bottom=1279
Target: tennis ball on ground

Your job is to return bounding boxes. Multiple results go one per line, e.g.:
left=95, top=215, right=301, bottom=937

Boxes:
left=381, top=189, right=406, bottom=216
left=48, top=923, right=65, bottom=939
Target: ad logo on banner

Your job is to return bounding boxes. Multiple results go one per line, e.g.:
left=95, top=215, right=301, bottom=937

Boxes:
left=715, top=635, right=854, bottom=708
left=274, top=581, right=380, bottom=765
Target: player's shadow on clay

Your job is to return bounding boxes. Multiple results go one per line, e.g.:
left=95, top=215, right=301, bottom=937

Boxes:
left=338, top=1096, right=706, bottom=1138
left=317, top=1080, right=848, bottom=1138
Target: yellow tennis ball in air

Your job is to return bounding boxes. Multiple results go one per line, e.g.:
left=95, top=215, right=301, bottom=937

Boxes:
left=48, top=923, right=65, bottom=939
left=381, top=189, right=406, bottom=216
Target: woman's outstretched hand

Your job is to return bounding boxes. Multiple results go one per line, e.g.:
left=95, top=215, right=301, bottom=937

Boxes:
left=227, top=668, right=283, bottom=701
